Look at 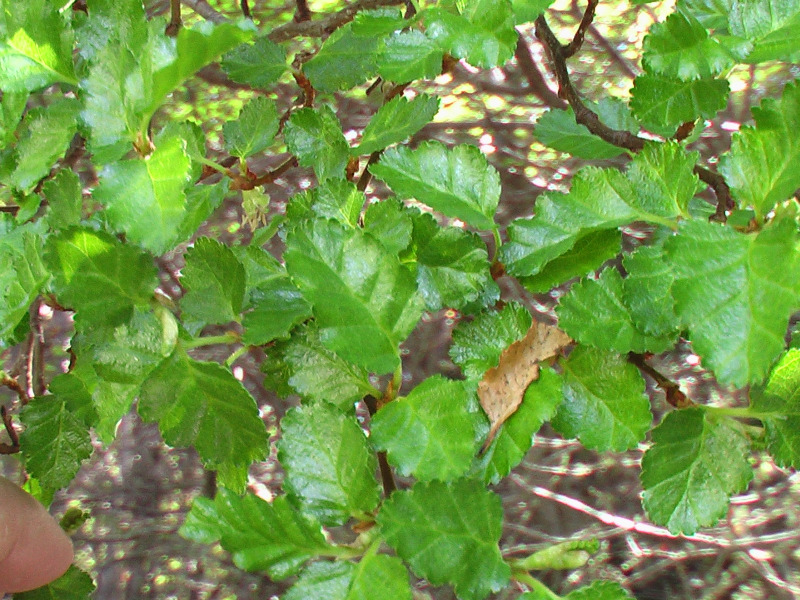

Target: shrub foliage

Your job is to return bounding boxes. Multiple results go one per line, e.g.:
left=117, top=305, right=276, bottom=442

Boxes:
left=2, top=0, right=800, bottom=598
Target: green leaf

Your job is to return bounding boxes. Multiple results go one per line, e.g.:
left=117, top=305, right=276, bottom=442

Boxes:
left=240, top=250, right=311, bottom=345
left=450, top=302, right=532, bottom=380
left=303, top=23, right=379, bottom=92
left=408, top=211, right=494, bottom=311
left=285, top=106, right=350, bottom=183
left=284, top=561, right=354, bottom=600
left=477, top=366, right=562, bottom=484
left=377, top=30, right=444, bottom=82
left=346, top=551, right=413, bottom=600
left=642, top=11, right=740, bottom=79
left=511, top=0, right=557, bottom=23
left=278, top=401, right=380, bottom=525
left=372, top=376, right=482, bottom=481
left=10, top=98, right=80, bottom=192
left=565, top=580, right=635, bottom=600
left=19, top=383, right=96, bottom=491
left=180, top=237, right=246, bottom=325
left=520, top=229, right=621, bottom=293
left=501, top=143, right=696, bottom=277
left=551, top=346, right=651, bottom=452
left=641, top=407, right=753, bottom=534
left=74, top=0, right=149, bottom=62
left=45, top=227, right=158, bottom=327
left=77, top=307, right=177, bottom=385
left=221, top=35, right=286, bottom=88
left=43, top=169, right=83, bottom=229
left=363, top=197, right=414, bottom=254
left=720, top=80, right=800, bottom=218
left=622, top=243, right=681, bottom=337
left=557, top=268, right=677, bottom=353
left=95, top=133, right=192, bottom=255
left=176, top=179, right=228, bottom=243
left=666, top=215, right=800, bottom=386
left=138, top=348, right=268, bottom=491
left=180, top=489, right=333, bottom=579
left=223, top=96, right=279, bottom=159
left=287, top=179, right=365, bottom=227
left=751, top=349, right=800, bottom=468
left=356, top=93, right=439, bottom=155
left=534, top=108, right=625, bottom=159
left=630, top=74, right=729, bottom=136
left=626, top=141, right=702, bottom=216
left=88, top=377, right=138, bottom=445
left=352, top=8, right=407, bottom=36
left=424, top=0, right=518, bottom=69
left=262, top=323, right=379, bottom=411
left=0, top=90, right=27, bottom=146
left=592, top=97, right=641, bottom=133
left=0, top=230, right=48, bottom=344
left=0, top=0, right=78, bottom=92
left=150, top=21, right=255, bottom=112
left=78, top=0, right=157, bottom=164
left=378, top=479, right=510, bottom=600
left=371, top=141, right=501, bottom=230
left=678, top=0, right=733, bottom=30
left=729, top=0, right=800, bottom=63
left=14, top=565, right=96, bottom=600
left=285, top=546, right=413, bottom=600
left=285, top=219, right=424, bottom=374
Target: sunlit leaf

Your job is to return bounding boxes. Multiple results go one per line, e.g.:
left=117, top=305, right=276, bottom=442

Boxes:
left=285, top=219, right=424, bottom=374
left=641, top=407, right=752, bottom=534
left=139, top=348, right=268, bottom=491
left=304, top=23, right=379, bottom=92
left=371, top=141, right=501, bottom=230
left=356, top=93, right=439, bottom=155
left=45, top=227, right=157, bottom=327
left=551, top=346, right=651, bottom=452
left=180, top=489, right=333, bottom=579
left=372, top=376, right=483, bottom=481
left=279, top=401, right=380, bottom=525
left=0, top=0, right=77, bottom=92
left=379, top=479, right=510, bottom=600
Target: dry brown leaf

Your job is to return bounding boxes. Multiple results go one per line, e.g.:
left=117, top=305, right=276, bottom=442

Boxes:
left=478, top=321, right=571, bottom=450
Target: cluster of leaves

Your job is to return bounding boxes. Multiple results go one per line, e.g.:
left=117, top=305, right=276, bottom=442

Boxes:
left=2, top=0, right=800, bottom=598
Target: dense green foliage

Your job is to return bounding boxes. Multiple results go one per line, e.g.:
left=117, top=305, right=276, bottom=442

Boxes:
left=2, top=0, right=800, bottom=598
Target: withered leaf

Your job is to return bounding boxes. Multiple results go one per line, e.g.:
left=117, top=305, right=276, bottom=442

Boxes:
left=478, top=321, right=571, bottom=449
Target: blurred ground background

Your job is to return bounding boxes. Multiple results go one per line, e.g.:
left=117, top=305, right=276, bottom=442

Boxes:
left=3, top=0, right=800, bottom=598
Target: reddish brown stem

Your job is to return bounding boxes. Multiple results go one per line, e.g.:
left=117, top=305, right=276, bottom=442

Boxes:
left=629, top=353, right=693, bottom=409
left=564, top=0, right=599, bottom=58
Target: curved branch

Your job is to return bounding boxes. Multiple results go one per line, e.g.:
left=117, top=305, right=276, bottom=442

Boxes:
left=534, top=14, right=732, bottom=215
left=268, top=0, right=406, bottom=43
left=564, top=0, right=598, bottom=58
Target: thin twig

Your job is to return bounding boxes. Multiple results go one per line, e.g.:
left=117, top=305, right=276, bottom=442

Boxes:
left=240, top=0, right=251, bottom=19
left=231, top=156, right=299, bottom=190
left=0, top=406, right=20, bottom=454
left=628, top=352, right=693, bottom=409
left=356, top=152, right=381, bottom=192
left=1, top=374, right=30, bottom=405
left=181, top=0, right=226, bottom=23
left=31, top=298, right=46, bottom=396
left=363, top=395, right=397, bottom=495
left=564, top=0, right=599, bottom=58
left=165, top=0, right=181, bottom=36
left=268, top=0, right=405, bottom=43
left=534, top=14, right=732, bottom=219
left=294, top=0, right=311, bottom=22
